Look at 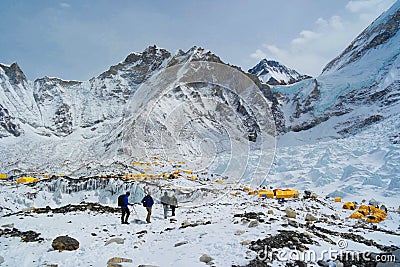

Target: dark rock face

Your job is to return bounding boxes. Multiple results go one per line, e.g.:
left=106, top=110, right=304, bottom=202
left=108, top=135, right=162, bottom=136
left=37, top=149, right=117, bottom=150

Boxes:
left=0, top=104, right=22, bottom=137
left=53, top=103, right=73, bottom=136
left=52, top=236, right=79, bottom=251
left=0, top=63, right=27, bottom=84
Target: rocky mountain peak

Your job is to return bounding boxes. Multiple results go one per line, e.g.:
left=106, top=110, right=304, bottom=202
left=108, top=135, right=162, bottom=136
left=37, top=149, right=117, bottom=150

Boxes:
left=0, top=62, right=27, bottom=85
left=248, top=59, right=311, bottom=85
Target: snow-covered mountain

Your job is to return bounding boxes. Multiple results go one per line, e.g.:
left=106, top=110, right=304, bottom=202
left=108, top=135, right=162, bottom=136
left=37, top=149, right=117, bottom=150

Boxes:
left=0, top=1, right=399, bottom=201
left=248, top=59, right=311, bottom=85
left=267, top=1, right=400, bottom=197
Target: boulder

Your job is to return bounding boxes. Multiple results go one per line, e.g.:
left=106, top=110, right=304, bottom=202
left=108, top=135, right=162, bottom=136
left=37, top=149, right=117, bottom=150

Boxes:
left=107, top=257, right=133, bottom=267
left=267, top=210, right=274, bottom=215
left=240, top=240, right=251, bottom=245
left=105, top=238, right=125, bottom=246
left=199, top=254, right=213, bottom=264
left=234, top=230, right=245, bottom=236
left=248, top=220, right=259, bottom=228
left=285, top=207, right=297, bottom=218
left=305, top=213, right=318, bottom=222
left=0, top=256, right=4, bottom=264
left=51, top=236, right=79, bottom=251
left=288, top=219, right=299, bottom=228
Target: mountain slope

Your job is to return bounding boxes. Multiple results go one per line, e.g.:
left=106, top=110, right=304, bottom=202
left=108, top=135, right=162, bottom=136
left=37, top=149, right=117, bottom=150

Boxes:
left=248, top=59, right=311, bottom=85
left=267, top=2, right=400, bottom=197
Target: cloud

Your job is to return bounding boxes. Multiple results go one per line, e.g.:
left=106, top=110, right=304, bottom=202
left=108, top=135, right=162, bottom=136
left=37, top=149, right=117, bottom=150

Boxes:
left=250, top=0, right=396, bottom=76
left=60, top=2, right=71, bottom=8
left=250, top=49, right=266, bottom=60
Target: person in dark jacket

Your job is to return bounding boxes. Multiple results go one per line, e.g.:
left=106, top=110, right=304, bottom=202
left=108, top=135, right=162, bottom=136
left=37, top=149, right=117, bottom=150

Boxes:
left=170, top=194, right=178, bottom=217
left=121, top=192, right=133, bottom=224
left=141, top=193, right=154, bottom=223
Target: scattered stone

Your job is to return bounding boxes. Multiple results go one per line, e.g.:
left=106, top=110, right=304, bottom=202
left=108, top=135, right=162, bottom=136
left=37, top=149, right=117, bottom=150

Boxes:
left=46, top=265, right=57, bottom=267
left=136, top=230, right=147, bottom=235
left=235, top=230, right=245, bottom=236
left=323, top=237, right=334, bottom=245
left=305, top=213, right=318, bottom=222
left=288, top=219, right=299, bottom=228
left=241, top=218, right=250, bottom=224
left=180, top=220, right=211, bottom=229
left=1, top=224, right=14, bottom=228
left=199, top=254, right=213, bottom=264
left=0, top=256, right=3, bottom=264
left=51, top=236, right=79, bottom=251
left=107, top=257, right=133, bottom=267
left=91, top=233, right=97, bottom=236
left=137, top=265, right=159, bottom=267
left=206, top=261, right=214, bottom=266
left=0, top=227, right=43, bottom=242
left=267, top=210, right=274, bottom=215
left=105, top=238, right=125, bottom=246
left=292, top=237, right=300, bottom=243
left=248, top=220, right=259, bottom=228
left=240, top=240, right=251, bottom=245
left=285, top=207, right=297, bottom=219
left=174, top=241, right=188, bottom=247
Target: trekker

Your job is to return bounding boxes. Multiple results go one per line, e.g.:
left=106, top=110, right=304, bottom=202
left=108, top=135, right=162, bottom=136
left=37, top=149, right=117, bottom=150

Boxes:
left=170, top=194, right=178, bottom=217
left=120, top=192, right=133, bottom=224
left=141, top=193, right=154, bottom=223
left=160, top=192, right=170, bottom=219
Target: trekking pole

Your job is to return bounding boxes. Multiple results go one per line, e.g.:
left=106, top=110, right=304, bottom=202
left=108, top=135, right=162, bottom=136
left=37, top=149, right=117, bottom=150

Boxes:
left=131, top=204, right=140, bottom=220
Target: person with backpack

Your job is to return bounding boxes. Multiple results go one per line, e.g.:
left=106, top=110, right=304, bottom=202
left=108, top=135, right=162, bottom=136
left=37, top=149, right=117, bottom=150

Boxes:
left=141, top=193, right=154, bottom=223
left=160, top=191, right=170, bottom=219
left=170, top=194, right=178, bottom=217
left=119, top=192, right=133, bottom=224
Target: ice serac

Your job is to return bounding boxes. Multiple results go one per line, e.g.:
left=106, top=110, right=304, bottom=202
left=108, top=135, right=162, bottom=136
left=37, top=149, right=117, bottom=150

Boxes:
left=248, top=59, right=311, bottom=85
left=268, top=2, right=400, bottom=198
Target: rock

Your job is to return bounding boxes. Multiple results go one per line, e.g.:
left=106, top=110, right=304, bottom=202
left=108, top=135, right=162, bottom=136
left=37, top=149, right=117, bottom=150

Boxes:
left=331, top=214, right=341, bottom=220
left=323, top=237, right=335, bottom=244
left=248, top=220, right=259, bottom=228
left=174, top=241, right=188, bottom=247
left=51, top=236, right=79, bottom=251
left=285, top=207, right=297, bottom=218
left=303, top=231, right=314, bottom=238
left=206, top=261, right=214, bottom=266
left=107, top=257, right=133, bottom=267
left=240, top=240, right=251, bottom=245
left=46, top=265, right=57, bottom=267
left=267, top=210, right=274, bottom=215
left=234, top=230, right=245, bottom=236
left=241, top=218, right=250, bottom=224
left=305, top=213, right=318, bottom=221
left=0, top=256, right=3, bottom=264
left=292, top=237, right=300, bottom=243
left=105, top=238, right=125, bottom=246
left=137, top=265, right=160, bottom=267
left=199, top=254, right=213, bottom=263
left=181, top=220, right=190, bottom=227
left=288, top=219, right=298, bottom=228
left=1, top=224, right=14, bottom=228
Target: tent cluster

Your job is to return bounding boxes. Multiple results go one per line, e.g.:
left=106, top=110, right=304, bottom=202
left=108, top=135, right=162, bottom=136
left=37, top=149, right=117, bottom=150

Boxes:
left=349, top=205, right=387, bottom=223
left=16, top=176, right=41, bottom=184
left=241, top=187, right=299, bottom=199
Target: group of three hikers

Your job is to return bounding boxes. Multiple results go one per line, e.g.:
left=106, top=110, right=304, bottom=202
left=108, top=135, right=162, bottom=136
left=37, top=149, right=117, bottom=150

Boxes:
left=120, top=191, right=178, bottom=224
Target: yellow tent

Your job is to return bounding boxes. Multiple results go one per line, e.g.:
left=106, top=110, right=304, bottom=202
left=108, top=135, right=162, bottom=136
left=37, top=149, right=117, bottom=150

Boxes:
left=16, top=177, right=40, bottom=184
left=334, top=197, right=342, bottom=202
left=248, top=190, right=258, bottom=195
left=184, top=170, right=193, bottom=174
left=258, top=189, right=274, bottom=198
left=349, top=211, right=365, bottom=219
left=275, top=189, right=299, bottom=199
left=0, top=173, right=7, bottom=179
left=189, top=175, right=197, bottom=180
left=243, top=186, right=252, bottom=192
left=215, top=179, right=224, bottom=184
left=343, top=202, right=356, bottom=210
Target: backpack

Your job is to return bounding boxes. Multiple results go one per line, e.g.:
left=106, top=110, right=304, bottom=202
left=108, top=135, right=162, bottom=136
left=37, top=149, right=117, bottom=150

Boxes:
left=118, top=195, right=125, bottom=207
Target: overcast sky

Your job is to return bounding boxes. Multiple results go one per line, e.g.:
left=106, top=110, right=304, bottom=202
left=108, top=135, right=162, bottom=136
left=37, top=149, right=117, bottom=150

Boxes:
left=0, top=0, right=397, bottom=81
